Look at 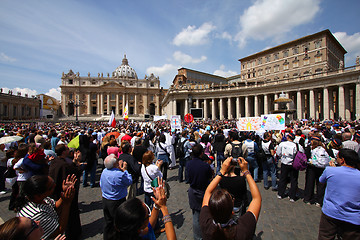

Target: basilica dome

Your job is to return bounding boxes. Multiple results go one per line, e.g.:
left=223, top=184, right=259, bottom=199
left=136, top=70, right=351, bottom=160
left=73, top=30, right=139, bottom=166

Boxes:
left=112, top=55, right=138, bottom=79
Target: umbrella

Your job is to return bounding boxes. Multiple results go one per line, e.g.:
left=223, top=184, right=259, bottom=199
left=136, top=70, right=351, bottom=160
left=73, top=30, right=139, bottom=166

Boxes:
left=103, top=131, right=120, bottom=141
left=0, top=136, right=23, bottom=145
left=68, top=135, right=80, bottom=149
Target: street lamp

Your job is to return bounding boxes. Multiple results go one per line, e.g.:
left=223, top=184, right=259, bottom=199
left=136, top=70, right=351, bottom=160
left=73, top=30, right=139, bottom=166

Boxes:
left=68, top=98, right=83, bottom=125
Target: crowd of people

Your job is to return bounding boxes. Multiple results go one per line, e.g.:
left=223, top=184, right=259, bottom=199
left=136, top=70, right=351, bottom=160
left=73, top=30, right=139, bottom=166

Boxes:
left=0, top=118, right=359, bottom=240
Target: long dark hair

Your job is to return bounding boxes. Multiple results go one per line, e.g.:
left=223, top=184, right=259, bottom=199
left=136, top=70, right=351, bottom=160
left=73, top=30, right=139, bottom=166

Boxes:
left=114, top=198, right=147, bottom=240
left=208, top=189, right=236, bottom=239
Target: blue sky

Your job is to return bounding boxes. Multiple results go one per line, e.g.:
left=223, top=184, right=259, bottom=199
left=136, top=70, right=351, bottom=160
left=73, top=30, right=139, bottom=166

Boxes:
left=1, top=0, right=359, bottom=100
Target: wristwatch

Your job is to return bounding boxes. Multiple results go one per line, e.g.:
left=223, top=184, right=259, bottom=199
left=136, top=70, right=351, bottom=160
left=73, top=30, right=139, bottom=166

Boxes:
left=217, top=172, right=224, bottom=178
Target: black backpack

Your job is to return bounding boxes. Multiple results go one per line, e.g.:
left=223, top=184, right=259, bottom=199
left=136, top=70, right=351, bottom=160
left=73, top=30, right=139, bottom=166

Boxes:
left=231, top=142, right=243, bottom=158
left=176, top=139, right=187, bottom=159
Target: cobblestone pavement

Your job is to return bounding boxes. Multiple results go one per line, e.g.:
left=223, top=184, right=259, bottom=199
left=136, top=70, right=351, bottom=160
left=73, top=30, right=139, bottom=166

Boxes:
left=0, top=160, right=322, bottom=239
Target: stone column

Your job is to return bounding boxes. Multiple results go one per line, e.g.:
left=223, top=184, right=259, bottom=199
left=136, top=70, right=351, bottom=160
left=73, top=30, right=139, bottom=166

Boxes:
left=212, top=98, right=216, bottom=120
left=134, top=94, right=138, bottom=115
left=87, top=93, right=91, bottom=115
left=254, top=95, right=258, bottom=117
left=116, top=94, right=119, bottom=115
left=309, top=90, right=315, bottom=119
left=264, top=94, right=268, bottom=115
left=96, top=94, right=100, bottom=115
left=107, top=93, right=110, bottom=114
left=172, top=99, right=176, bottom=115
left=185, top=98, right=189, bottom=115
left=236, top=97, right=240, bottom=119
left=75, top=93, right=80, bottom=116
left=100, top=93, right=104, bottom=115
left=323, top=88, right=329, bottom=120
left=204, top=99, right=208, bottom=119
left=338, top=85, right=345, bottom=120
left=228, top=97, right=232, bottom=119
left=297, top=91, right=302, bottom=120
left=219, top=98, right=224, bottom=120
left=356, top=83, right=360, bottom=119
left=144, top=95, right=148, bottom=114
left=196, top=99, right=200, bottom=108
left=345, top=87, right=351, bottom=121
left=123, top=93, right=126, bottom=115
left=329, top=89, right=334, bottom=119
left=274, top=94, right=278, bottom=110
left=245, top=96, right=249, bottom=117
left=156, top=95, right=160, bottom=115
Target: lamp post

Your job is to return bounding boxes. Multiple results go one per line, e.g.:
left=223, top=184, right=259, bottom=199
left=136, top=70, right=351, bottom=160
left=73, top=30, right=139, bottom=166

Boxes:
left=68, top=98, right=83, bottom=125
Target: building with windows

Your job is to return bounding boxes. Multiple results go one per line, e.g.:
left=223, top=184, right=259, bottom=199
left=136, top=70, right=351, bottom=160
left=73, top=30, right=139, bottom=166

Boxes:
left=60, top=55, right=166, bottom=120
left=0, top=91, right=41, bottom=120
left=162, top=29, right=360, bottom=121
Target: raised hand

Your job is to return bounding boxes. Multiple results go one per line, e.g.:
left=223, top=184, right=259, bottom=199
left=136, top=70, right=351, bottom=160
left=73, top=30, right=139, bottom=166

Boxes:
left=62, top=174, right=77, bottom=192
left=151, top=177, right=167, bottom=208
left=238, top=157, right=249, bottom=172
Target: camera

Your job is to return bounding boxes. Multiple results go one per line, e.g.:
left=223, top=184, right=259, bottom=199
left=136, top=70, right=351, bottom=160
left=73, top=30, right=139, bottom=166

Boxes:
left=231, top=158, right=238, bottom=165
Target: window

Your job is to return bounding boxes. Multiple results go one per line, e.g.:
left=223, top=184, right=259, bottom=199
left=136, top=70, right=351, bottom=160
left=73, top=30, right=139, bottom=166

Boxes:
left=315, top=68, right=322, bottom=73
left=274, top=65, right=280, bottom=72
left=69, top=94, right=73, bottom=100
left=303, top=59, right=310, bottom=65
left=247, top=62, right=251, bottom=68
left=68, top=79, right=73, bottom=84
left=257, top=58, right=262, bottom=65
left=252, top=61, right=255, bottom=67
left=304, top=70, right=310, bottom=76
left=293, top=47, right=299, bottom=55
left=258, top=69, right=263, bottom=76
left=283, top=64, right=289, bottom=70
left=315, top=56, right=322, bottom=63
left=253, top=72, right=256, bottom=77
left=266, top=55, right=271, bottom=63
left=265, top=67, right=271, bottom=74
left=150, top=83, right=154, bottom=87
left=130, top=95, right=134, bottom=100
left=91, top=94, right=96, bottom=100
left=91, top=80, right=96, bottom=85
left=315, top=40, right=322, bottom=49
left=111, top=94, right=115, bottom=100
left=274, top=53, right=279, bottom=60
left=150, top=95, right=154, bottom=101
left=283, top=50, right=289, bottom=58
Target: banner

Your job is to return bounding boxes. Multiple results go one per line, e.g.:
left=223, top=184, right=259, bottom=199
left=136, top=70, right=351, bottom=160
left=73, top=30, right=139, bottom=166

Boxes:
left=260, top=114, right=286, bottom=130
left=153, top=114, right=168, bottom=121
left=171, top=115, right=182, bottom=131
left=236, top=117, right=261, bottom=131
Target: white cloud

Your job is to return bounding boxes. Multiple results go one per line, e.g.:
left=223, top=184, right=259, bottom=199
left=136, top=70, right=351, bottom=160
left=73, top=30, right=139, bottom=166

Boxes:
left=235, top=0, right=321, bottom=48
left=0, top=52, right=16, bottom=62
left=213, top=65, right=237, bottom=77
left=217, top=32, right=232, bottom=42
left=173, top=22, right=216, bottom=46
left=334, top=32, right=360, bottom=66
left=173, top=51, right=207, bottom=64
left=2, top=87, right=38, bottom=97
left=146, top=64, right=179, bottom=76
left=46, top=87, right=61, bottom=100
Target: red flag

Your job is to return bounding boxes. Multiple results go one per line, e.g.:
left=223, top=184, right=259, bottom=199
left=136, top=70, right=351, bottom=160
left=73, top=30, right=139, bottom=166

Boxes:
left=108, top=111, right=116, bottom=127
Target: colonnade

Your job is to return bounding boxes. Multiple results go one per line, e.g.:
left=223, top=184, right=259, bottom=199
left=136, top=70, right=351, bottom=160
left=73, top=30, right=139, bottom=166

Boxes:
left=170, top=83, right=360, bottom=121
left=63, top=92, right=161, bottom=117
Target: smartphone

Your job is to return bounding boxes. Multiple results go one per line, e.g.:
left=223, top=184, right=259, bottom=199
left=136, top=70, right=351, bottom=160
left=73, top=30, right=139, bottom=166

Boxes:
left=151, top=178, right=159, bottom=188
left=231, top=158, right=238, bottom=165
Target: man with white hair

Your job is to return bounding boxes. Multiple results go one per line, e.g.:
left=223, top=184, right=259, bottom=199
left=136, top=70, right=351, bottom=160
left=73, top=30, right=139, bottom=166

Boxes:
left=342, top=132, right=358, bottom=151
left=100, top=154, right=132, bottom=240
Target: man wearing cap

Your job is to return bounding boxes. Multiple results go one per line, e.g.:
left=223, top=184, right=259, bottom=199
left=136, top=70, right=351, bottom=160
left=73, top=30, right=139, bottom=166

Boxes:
left=276, top=133, right=304, bottom=202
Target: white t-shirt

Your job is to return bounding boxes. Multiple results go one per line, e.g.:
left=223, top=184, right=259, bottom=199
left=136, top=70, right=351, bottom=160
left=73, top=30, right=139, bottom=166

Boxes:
left=141, top=164, right=163, bottom=193
left=13, top=158, right=31, bottom=182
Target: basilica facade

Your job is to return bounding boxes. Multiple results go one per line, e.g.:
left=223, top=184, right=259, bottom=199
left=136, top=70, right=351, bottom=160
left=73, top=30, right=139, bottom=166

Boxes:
left=162, top=29, right=360, bottom=121
left=60, top=55, right=166, bottom=120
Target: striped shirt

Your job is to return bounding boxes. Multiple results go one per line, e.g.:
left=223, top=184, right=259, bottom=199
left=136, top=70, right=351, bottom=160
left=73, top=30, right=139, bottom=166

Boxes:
left=17, top=197, right=59, bottom=239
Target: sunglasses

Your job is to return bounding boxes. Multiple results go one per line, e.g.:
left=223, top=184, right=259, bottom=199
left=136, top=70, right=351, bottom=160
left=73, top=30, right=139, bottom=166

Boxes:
left=25, top=219, right=39, bottom=239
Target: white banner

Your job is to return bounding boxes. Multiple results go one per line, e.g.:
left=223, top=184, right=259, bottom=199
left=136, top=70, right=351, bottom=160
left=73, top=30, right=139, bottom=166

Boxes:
left=236, top=117, right=261, bottom=131
left=260, top=114, right=286, bottom=130
left=171, top=115, right=182, bottom=130
left=153, top=114, right=168, bottom=121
